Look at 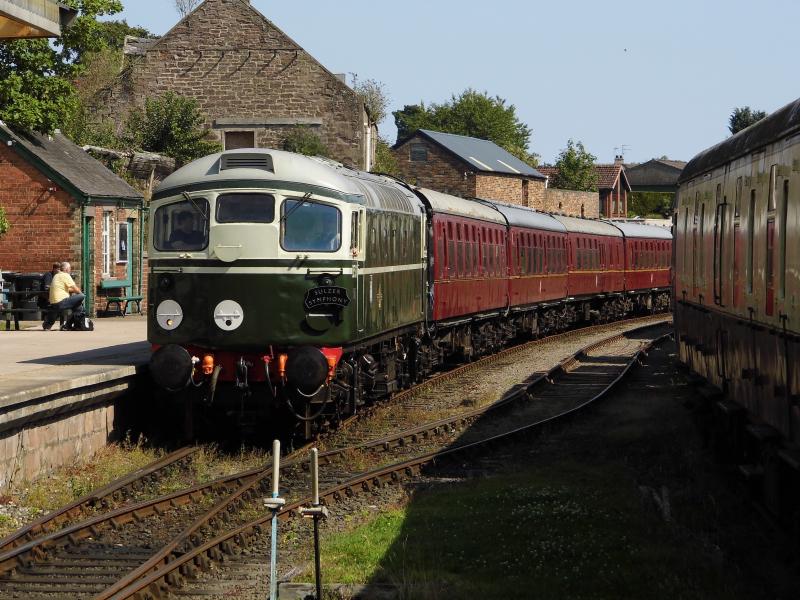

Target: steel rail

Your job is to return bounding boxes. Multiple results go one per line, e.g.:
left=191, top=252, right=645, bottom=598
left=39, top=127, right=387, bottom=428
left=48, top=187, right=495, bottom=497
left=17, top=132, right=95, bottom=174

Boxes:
left=0, top=446, right=198, bottom=556
left=102, top=321, right=672, bottom=600
left=0, top=315, right=669, bottom=596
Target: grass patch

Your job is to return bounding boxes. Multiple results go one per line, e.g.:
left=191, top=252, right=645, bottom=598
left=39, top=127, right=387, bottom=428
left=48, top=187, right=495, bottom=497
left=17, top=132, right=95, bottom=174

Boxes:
left=307, top=463, right=746, bottom=600
left=18, top=437, right=159, bottom=513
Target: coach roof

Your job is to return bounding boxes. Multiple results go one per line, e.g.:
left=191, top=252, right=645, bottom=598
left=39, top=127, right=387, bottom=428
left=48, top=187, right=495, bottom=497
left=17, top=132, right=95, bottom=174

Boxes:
left=552, top=214, right=623, bottom=237
left=478, top=199, right=566, bottom=232
left=609, top=221, right=672, bottom=240
left=680, top=97, right=800, bottom=183
left=415, top=188, right=507, bottom=225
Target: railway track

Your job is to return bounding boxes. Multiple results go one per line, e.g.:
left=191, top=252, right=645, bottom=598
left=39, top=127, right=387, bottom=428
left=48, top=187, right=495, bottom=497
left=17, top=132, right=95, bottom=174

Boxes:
left=0, top=315, right=671, bottom=599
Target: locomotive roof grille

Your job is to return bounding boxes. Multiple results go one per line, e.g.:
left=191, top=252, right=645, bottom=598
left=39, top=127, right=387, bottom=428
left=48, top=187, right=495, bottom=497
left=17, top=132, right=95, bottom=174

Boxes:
left=220, top=153, right=275, bottom=172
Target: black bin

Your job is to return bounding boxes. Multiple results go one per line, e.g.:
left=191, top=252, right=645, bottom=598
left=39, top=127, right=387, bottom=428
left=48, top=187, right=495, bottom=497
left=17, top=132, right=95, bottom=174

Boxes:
left=15, top=272, right=45, bottom=320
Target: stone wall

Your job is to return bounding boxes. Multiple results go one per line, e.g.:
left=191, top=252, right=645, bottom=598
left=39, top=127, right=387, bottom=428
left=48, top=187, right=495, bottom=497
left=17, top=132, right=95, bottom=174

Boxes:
left=474, top=174, right=547, bottom=208
left=542, top=188, right=600, bottom=218
left=0, top=369, right=139, bottom=490
left=393, top=136, right=474, bottom=197
left=94, top=0, right=368, bottom=169
left=0, top=403, right=117, bottom=490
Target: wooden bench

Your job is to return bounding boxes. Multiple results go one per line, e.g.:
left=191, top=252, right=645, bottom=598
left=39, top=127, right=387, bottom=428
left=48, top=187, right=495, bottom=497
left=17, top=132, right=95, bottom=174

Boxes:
left=99, top=278, right=143, bottom=317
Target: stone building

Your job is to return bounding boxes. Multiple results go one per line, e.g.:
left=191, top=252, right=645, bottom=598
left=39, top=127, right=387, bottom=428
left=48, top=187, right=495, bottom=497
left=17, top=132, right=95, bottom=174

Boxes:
left=0, top=122, right=145, bottom=316
left=393, top=129, right=548, bottom=207
left=96, top=0, right=375, bottom=170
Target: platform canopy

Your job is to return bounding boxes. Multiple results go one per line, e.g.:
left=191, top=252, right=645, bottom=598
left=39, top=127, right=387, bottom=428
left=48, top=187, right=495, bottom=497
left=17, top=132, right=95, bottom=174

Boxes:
left=0, top=0, right=76, bottom=39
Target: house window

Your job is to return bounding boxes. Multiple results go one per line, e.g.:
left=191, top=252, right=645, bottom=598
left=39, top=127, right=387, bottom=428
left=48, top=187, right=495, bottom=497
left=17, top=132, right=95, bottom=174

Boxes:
left=102, top=211, right=112, bottom=276
left=410, top=144, right=428, bottom=162
left=225, top=131, right=255, bottom=150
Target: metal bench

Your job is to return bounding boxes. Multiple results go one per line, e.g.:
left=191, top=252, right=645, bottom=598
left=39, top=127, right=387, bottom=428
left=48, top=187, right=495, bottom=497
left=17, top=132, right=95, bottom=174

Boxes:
left=99, top=278, right=143, bottom=317
left=2, top=289, right=43, bottom=330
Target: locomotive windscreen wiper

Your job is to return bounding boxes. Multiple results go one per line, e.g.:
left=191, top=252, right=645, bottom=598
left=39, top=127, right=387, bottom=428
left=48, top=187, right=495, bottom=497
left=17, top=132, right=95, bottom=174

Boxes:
left=182, top=191, right=208, bottom=219
left=280, top=192, right=313, bottom=223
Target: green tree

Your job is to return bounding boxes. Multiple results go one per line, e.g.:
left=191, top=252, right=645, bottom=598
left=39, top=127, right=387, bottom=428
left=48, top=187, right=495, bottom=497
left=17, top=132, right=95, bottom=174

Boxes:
left=393, top=89, right=537, bottom=166
left=282, top=125, right=330, bottom=157
left=0, top=206, right=9, bottom=238
left=0, top=0, right=124, bottom=133
left=628, top=191, right=673, bottom=218
left=550, top=140, right=598, bottom=191
left=124, top=92, right=221, bottom=164
left=372, top=137, right=399, bottom=176
left=96, top=19, right=155, bottom=51
left=729, top=106, right=767, bottom=135
left=353, top=76, right=389, bottom=125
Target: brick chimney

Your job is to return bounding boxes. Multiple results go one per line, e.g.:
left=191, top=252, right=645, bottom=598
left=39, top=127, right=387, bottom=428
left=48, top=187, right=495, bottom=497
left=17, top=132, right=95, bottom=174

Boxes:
left=614, top=155, right=624, bottom=165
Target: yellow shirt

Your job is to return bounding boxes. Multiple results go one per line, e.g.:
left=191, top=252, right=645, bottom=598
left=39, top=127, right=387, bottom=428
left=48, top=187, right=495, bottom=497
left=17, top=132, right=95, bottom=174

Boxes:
left=49, top=272, right=76, bottom=304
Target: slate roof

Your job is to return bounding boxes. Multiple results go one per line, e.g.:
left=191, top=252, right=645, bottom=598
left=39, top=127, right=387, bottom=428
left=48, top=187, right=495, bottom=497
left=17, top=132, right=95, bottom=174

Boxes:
left=535, top=164, right=631, bottom=191
left=625, top=158, right=686, bottom=188
left=405, top=129, right=545, bottom=179
left=0, top=122, right=142, bottom=201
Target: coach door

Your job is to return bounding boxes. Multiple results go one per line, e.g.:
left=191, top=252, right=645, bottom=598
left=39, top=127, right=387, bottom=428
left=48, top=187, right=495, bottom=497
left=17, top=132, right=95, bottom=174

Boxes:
left=766, top=217, right=776, bottom=316
left=713, top=191, right=727, bottom=306
left=352, top=210, right=365, bottom=332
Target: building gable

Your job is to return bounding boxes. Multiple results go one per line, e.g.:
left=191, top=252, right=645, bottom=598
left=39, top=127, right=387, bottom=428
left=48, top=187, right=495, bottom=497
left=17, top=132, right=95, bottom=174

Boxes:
left=97, top=0, right=369, bottom=168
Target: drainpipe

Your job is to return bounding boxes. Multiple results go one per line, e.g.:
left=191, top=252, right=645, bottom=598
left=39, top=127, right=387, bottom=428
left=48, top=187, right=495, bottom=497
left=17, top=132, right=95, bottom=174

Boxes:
left=138, top=205, right=146, bottom=299
left=81, top=197, right=93, bottom=316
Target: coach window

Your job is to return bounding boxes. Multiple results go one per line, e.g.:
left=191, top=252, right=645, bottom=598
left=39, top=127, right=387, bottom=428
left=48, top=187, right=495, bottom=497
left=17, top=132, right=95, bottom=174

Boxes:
left=735, top=177, right=743, bottom=217
left=351, top=212, right=361, bottom=256
left=768, top=165, right=777, bottom=211
left=780, top=180, right=789, bottom=298
left=447, top=223, right=455, bottom=277
left=154, top=198, right=210, bottom=252
left=747, top=190, right=756, bottom=293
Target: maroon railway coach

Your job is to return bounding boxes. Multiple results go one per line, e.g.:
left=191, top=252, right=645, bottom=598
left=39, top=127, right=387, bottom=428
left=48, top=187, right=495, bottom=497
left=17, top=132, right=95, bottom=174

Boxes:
left=418, top=188, right=509, bottom=322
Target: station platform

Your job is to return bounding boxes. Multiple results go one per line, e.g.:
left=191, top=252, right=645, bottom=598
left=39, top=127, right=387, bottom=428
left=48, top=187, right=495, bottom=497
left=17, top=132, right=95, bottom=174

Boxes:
left=0, top=316, right=150, bottom=488
left=0, top=316, right=149, bottom=403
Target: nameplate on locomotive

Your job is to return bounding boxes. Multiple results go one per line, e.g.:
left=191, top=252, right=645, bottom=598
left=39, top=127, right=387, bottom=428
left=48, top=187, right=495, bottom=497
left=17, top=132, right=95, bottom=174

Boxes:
left=304, top=286, right=351, bottom=310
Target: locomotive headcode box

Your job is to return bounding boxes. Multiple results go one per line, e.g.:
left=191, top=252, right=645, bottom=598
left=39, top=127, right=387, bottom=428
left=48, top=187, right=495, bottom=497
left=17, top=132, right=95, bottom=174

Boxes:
left=304, top=286, right=351, bottom=310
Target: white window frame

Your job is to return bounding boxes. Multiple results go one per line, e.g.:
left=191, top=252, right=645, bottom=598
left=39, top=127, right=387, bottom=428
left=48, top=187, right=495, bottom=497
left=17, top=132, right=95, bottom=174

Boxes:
left=102, top=211, right=112, bottom=276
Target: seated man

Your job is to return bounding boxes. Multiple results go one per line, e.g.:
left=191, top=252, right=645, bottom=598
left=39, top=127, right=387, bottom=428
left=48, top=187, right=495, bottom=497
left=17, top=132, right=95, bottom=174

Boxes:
left=43, top=261, right=85, bottom=330
left=169, top=211, right=204, bottom=250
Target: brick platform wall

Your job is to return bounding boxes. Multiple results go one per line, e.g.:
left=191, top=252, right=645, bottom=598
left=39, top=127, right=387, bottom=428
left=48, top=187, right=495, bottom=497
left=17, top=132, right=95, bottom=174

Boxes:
left=0, top=144, right=81, bottom=275
left=543, top=188, right=600, bottom=218
left=94, top=0, right=367, bottom=168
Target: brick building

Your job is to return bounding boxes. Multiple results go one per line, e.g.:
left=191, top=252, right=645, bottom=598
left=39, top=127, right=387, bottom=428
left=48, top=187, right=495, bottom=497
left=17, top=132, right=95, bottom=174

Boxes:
left=0, top=122, right=145, bottom=316
left=393, top=129, right=548, bottom=207
left=537, top=158, right=631, bottom=218
left=95, top=0, right=375, bottom=170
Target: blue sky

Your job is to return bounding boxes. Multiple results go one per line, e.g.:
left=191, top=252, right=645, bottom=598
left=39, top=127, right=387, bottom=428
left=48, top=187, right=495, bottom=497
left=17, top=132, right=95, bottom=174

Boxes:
left=108, top=0, right=800, bottom=164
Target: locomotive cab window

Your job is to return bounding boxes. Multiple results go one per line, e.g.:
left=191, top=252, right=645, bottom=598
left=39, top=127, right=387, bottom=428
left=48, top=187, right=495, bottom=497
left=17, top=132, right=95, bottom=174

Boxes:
left=153, top=198, right=210, bottom=252
left=281, top=198, right=342, bottom=252
left=216, top=193, right=275, bottom=223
